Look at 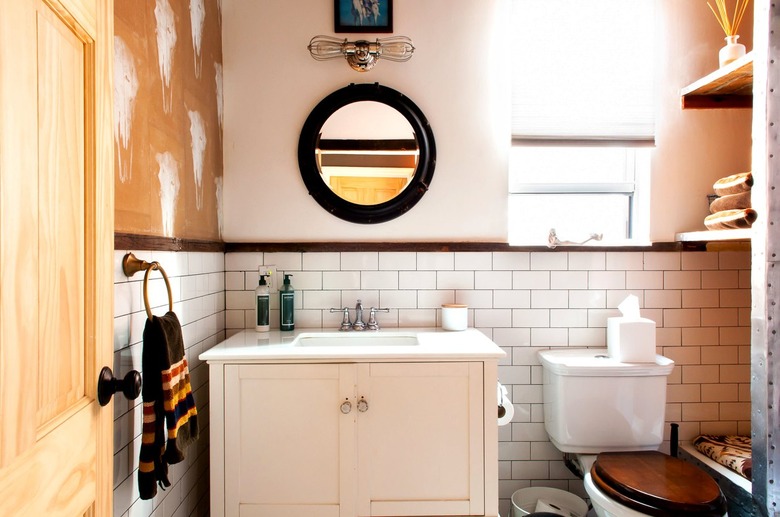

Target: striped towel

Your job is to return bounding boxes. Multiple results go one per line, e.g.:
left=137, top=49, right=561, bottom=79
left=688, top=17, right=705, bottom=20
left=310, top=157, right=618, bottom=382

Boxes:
left=138, top=311, right=199, bottom=499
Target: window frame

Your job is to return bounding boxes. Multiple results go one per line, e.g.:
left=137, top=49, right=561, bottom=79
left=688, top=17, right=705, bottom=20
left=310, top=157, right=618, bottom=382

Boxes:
left=508, top=142, right=652, bottom=246
left=507, top=0, right=656, bottom=246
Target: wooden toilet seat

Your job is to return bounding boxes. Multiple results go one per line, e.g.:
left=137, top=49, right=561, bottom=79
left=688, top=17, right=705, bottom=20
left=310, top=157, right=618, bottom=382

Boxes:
left=590, top=451, right=727, bottom=516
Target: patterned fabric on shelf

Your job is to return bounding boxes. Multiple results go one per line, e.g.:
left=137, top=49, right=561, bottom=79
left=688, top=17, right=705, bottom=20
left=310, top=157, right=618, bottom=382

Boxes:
left=693, top=434, right=752, bottom=480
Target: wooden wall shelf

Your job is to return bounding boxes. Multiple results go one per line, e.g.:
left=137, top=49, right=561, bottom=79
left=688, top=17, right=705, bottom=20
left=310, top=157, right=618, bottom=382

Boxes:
left=675, top=229, right=752, bottom=242
left=680, top=51, right=753, bottom=109
left=677, top=52, right=754, bottom=245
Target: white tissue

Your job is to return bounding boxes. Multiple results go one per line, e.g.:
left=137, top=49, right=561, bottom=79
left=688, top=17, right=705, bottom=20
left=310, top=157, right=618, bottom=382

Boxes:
left=608, top=294, right=656, bottom=363
left=497, top=382, right=515, bottom=426
left=618, top=294, right=641, bottom=318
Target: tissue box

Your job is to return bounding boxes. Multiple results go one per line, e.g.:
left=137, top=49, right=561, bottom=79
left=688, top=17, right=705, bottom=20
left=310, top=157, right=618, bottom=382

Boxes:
left=607, top=317, right=657, bottom=362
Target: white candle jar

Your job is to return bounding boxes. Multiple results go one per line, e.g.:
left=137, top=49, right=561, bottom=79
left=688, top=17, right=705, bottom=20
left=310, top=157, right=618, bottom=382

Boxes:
left=441, top=304, right=468, bottom=331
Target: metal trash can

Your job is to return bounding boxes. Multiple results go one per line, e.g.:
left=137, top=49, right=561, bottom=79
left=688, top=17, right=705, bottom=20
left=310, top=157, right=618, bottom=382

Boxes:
left=511, top=487, right=588, bottom=517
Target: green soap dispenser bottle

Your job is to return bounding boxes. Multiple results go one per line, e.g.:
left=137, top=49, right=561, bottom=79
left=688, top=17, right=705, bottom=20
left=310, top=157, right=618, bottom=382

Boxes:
left=255, top=274, right=270, bottom=332
left=280, top=273, right=295, bottom=331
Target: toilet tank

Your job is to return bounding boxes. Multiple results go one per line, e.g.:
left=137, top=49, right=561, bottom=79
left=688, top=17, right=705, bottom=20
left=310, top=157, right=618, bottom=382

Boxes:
left=538, top=348, right=675, bottom=454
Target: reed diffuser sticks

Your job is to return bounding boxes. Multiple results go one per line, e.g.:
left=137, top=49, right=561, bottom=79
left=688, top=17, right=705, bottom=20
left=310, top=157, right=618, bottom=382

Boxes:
left=707, top=0, right=750, bottom=36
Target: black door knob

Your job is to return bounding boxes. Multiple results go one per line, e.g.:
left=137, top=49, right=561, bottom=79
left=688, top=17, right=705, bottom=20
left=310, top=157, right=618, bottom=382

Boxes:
left=97, top=366, right=142, bottom=406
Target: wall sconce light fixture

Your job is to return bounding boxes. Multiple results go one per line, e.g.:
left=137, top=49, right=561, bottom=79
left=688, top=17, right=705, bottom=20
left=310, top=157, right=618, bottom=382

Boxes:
left=307, top=35, right=415, bottom=72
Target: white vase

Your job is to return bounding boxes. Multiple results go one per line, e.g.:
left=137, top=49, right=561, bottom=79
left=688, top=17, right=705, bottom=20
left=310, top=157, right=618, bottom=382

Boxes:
left=719, top=35, right=746, bottom=68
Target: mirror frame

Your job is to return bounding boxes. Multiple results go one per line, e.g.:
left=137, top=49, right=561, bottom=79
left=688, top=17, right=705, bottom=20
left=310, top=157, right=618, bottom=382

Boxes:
left=298, top=83, right=436, bottom=224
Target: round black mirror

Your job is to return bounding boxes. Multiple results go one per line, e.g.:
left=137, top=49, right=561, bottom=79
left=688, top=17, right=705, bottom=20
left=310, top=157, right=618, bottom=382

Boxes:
left=298, top=83, right=436, bottom=224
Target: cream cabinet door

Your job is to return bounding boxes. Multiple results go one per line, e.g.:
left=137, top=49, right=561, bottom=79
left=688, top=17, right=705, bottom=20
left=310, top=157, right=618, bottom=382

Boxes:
left=224, top=363, right=358, bottom=517
left=0, top=0, right=114, bottom=515
left=220, top=361, right=486, bottom=517
left=356, top=362, right=485, bottom=517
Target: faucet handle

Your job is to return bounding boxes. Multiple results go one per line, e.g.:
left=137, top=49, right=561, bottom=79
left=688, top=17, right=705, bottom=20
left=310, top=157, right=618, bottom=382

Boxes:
left=366, top=307, right=390, bottom=330
left=330, top=307, right=352, bottom=331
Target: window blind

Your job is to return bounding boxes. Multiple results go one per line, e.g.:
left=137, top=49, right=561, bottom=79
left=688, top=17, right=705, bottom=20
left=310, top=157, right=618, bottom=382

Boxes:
left=511, top=0, right=656, bottom=141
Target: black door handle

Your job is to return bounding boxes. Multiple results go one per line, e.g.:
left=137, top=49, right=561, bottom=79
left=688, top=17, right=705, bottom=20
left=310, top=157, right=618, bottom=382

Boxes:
left=97, top=366, right=141, bottom=406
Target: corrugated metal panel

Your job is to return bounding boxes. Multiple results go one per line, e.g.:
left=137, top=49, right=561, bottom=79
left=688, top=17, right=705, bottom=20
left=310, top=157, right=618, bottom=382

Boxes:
left=751, top=1, right=780, bottom=514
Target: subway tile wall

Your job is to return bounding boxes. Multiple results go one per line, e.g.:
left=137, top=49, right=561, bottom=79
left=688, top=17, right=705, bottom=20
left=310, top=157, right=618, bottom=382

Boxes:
left=113, top=250, right=225, bottom=517
left=225, top=250, right=752, bottom=516
left=108, top=249, right=750, bottom=516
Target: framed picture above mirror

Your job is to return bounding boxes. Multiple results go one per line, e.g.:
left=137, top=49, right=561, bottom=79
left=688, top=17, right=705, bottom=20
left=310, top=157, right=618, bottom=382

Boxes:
left=335, top=0, right=393, bottom=33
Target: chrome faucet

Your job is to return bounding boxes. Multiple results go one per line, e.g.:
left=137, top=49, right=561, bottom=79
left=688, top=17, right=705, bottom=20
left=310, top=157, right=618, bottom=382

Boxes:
left=366, top=307, right=390, bottom=330
left=352, top=300, right=366, bottom=330
left=329, top=307, right=352, bottom=331
left=330, top=300, right=389, bottom=331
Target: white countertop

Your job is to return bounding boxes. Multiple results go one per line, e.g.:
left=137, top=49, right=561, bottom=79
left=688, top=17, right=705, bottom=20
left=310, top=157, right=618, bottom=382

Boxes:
left=199, top=327, right=506, bottom=363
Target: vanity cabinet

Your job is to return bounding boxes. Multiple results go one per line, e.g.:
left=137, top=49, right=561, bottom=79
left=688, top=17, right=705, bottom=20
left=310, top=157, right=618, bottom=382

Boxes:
left=213, top=360, right=490, bottom=517
left=202, top=328, right=503, bottom=517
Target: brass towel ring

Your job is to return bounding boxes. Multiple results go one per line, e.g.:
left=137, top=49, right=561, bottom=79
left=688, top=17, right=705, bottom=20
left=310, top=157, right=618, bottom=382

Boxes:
left=122, top=253, right=174, bottom=320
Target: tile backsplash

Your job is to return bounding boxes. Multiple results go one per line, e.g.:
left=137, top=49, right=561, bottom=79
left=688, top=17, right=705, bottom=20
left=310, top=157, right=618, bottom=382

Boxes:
left=111, top=248, right=750, bottom=516
left=113, top=250, right=225, bottom=517
left=225, top=250, right=751, bottom=515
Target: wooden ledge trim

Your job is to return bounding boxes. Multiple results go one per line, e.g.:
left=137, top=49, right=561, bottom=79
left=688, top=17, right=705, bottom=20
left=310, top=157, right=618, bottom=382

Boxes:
left=114, top=233, right=226, bottom=253
left=114, top=235, right=721, bottom=254
left=226, top=241, right=697, bottom=253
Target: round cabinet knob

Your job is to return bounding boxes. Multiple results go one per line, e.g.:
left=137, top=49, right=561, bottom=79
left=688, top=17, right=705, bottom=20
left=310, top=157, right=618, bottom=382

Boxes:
left=357, top=398, right=369, bottom=413
left=97, top=366, right=142, bottom=406
left=340, top=400, right=352, bottom=414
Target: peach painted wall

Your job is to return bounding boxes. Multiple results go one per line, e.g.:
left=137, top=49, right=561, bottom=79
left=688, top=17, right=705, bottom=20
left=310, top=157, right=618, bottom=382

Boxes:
left=220, top=0, right=753, bottom=243
left=114, top=0, right=223, bottom=240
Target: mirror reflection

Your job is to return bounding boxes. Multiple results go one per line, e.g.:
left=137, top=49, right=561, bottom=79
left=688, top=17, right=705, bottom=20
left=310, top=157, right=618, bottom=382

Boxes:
left=298, top=83, right=435, bottom=225
left=317, top=101, right=419, bottom=206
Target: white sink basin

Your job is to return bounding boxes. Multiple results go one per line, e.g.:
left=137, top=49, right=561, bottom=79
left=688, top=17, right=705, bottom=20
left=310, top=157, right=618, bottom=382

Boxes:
left=292, top=332, right=419, bottom=347
left=200, top=328, right=507, bottom=362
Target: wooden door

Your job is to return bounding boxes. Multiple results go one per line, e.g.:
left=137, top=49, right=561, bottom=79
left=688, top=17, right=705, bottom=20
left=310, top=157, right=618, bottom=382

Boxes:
left=0, top=0, right=114, bottom=515
left=223, top=364, right=358, bottom=517
left=356, top=362, right=485, bottom=517
left=329, top=176, right=409, bottom=205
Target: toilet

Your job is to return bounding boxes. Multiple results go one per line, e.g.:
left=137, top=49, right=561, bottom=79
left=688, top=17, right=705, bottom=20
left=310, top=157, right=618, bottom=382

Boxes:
left=538, top=348, right=728, bottom=517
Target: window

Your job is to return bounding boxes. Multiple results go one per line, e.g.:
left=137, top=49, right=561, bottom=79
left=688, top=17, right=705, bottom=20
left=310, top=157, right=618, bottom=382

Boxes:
left=508, top=0, right=656, bottom=246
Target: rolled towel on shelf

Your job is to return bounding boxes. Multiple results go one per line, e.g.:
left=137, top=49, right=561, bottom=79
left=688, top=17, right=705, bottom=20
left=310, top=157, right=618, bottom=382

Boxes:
left=704, top=208, right=757, bottom=230
left=709, top=190, right=751, bottom=213
left=713, top=171, right=752, bottom=196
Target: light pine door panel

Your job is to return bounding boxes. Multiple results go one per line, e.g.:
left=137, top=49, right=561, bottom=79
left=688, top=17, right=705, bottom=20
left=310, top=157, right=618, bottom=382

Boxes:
left=0, top=0, right=114, bottom=515
left=36, top=0, right=87, bottom=430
